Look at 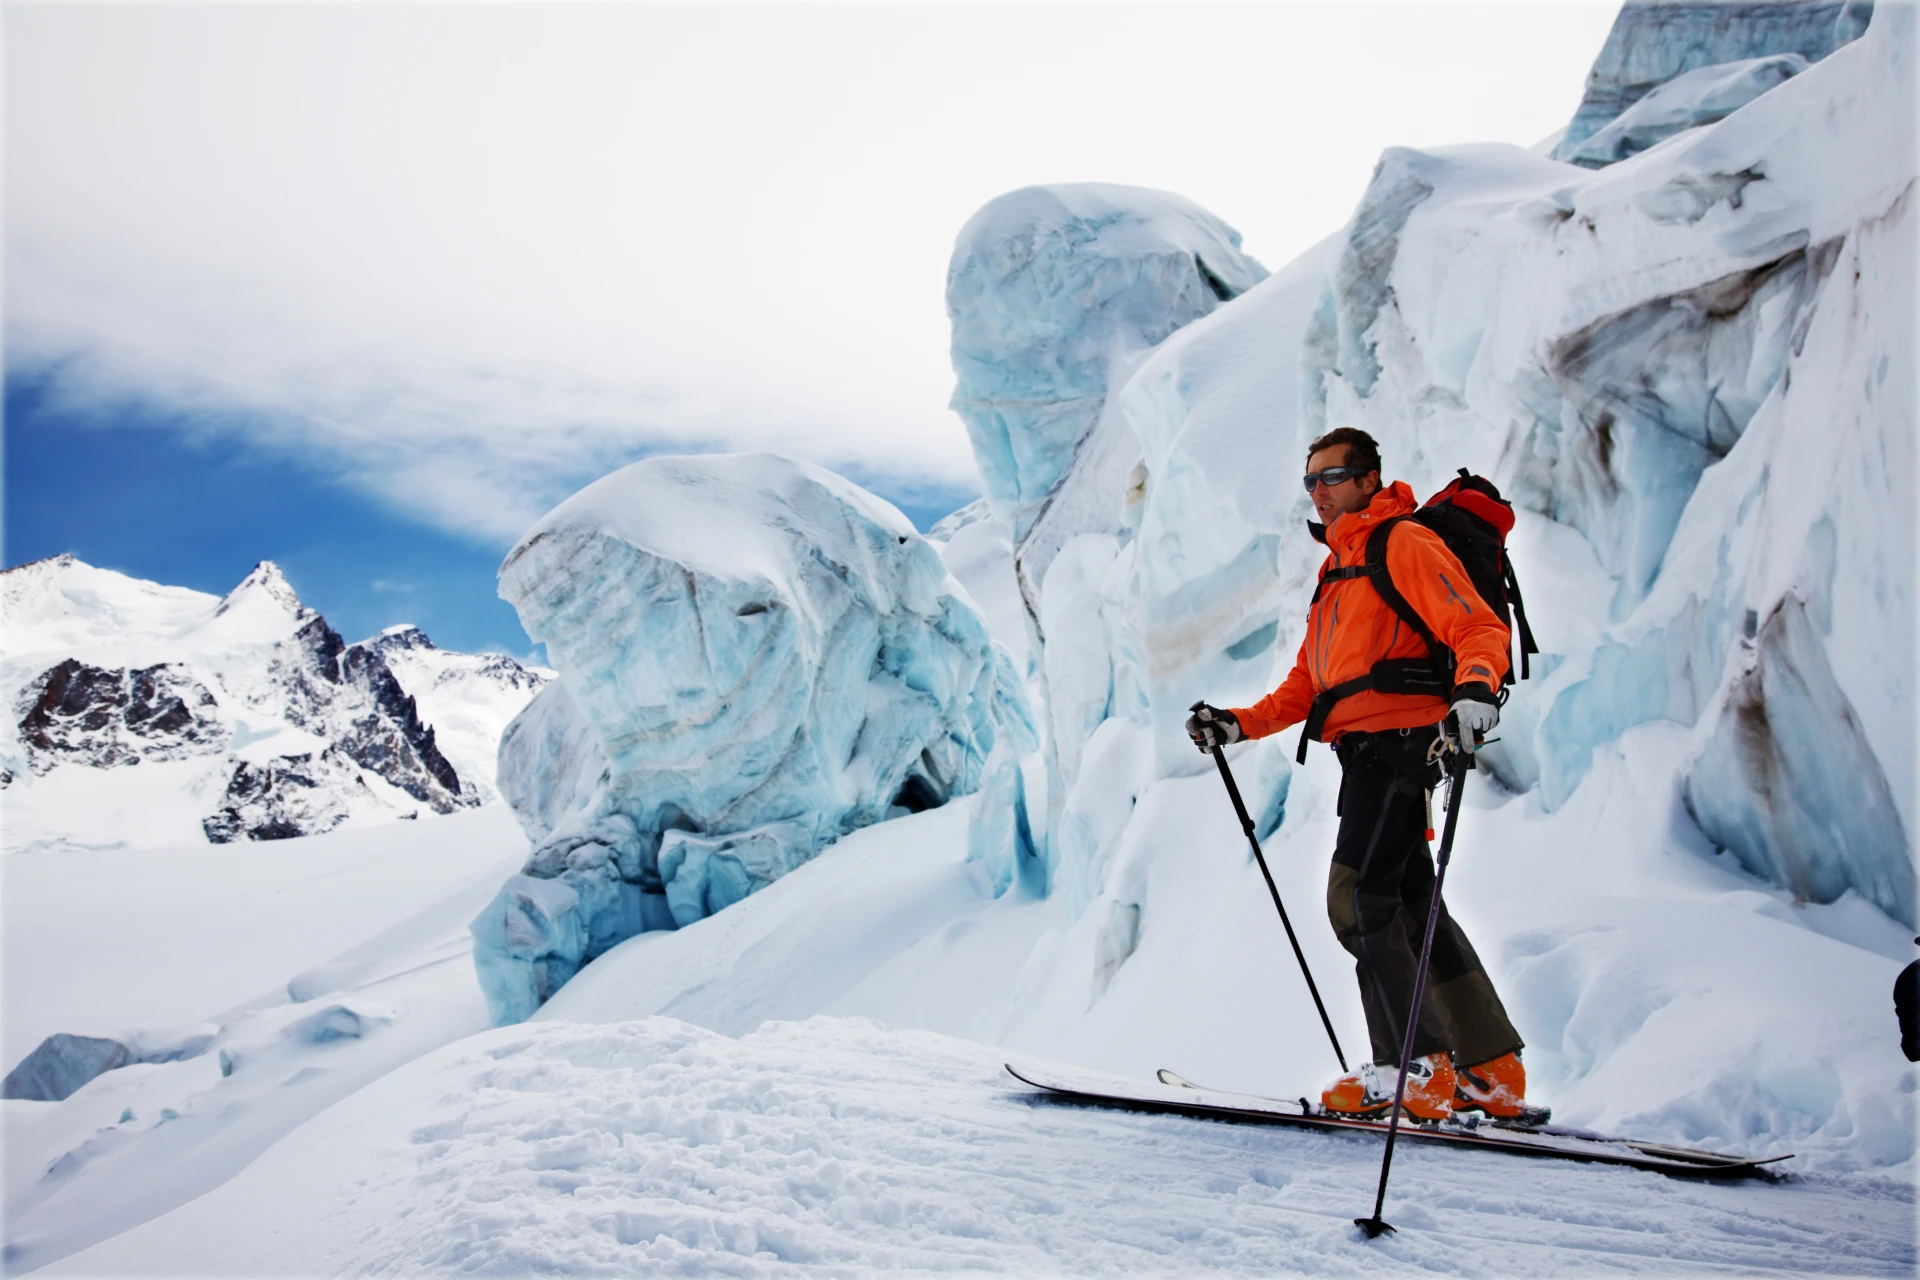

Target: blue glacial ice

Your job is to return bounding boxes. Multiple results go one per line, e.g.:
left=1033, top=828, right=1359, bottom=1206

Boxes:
left=1552, top=0, right=1872, bottom=162
left=1559, top=54, right=1809, bottom=169
left=944, top=183, right=1266, bottom=857
left=1283, top=7, right=1912, bottom=916
left=472, top=454, right=1034, bottom=1023
left=947, top=184, right=1266, bottom=550
left=969, top=3, right=1916, bottom=933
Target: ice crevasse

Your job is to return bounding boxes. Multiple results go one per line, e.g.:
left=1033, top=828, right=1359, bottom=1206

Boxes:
left=472, top=454, right=1034, bottom=1024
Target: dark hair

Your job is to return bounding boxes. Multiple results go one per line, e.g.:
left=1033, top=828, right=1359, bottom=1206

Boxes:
left=1306, top=427, right=1381, bottom=476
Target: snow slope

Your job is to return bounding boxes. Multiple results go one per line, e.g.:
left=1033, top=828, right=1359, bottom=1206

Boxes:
left=28, top=780, right=1919, bottom=1275
left=1, top=806, right=530, bottom=1273
left=41, top=1017, right=1916, bottom=1279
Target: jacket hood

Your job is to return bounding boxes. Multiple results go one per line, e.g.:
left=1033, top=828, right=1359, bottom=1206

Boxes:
left=1318, top=481, right=1418, bottom=557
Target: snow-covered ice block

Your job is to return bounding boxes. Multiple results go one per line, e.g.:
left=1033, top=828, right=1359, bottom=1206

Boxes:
left=1560, top=54, right=1808, bottom=168
left=2, top=1035, right=131, bottom=1102
left=947, top=183, right=1266, bottom=547
left=658, top=822, right=813, bottom=928
left=496, top=680, right=606, bottom=844
left=474, top=454, right=1033, bottom=1023
left=1685, top=597, right=1914, bottom=924
left=1552, top=0, right=1872, bottom=161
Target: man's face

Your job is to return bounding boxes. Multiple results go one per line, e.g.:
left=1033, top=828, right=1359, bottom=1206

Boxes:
left=1306, top=445, right=1380, bottom=526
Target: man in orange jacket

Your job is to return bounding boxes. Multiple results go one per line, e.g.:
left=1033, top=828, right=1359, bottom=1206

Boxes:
left=1185, top=427, right=1527, bottom=1123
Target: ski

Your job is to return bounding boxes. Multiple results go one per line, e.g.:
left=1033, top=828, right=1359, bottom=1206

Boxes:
left=1006, top=1063, right=1790, bottom=1178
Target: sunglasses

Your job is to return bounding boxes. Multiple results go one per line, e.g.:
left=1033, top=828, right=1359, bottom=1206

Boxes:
left=1302, top=466, right=1362, bottom=493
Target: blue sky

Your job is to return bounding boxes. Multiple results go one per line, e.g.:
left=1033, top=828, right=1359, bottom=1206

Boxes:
left=3, top=370, right=977, bottom=656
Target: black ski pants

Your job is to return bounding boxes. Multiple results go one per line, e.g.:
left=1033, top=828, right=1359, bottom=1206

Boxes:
left=1327, top=724, right=1522, bottom=1069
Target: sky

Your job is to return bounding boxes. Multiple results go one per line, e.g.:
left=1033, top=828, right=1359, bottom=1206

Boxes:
left=3, top=1, right=1619, bottom=654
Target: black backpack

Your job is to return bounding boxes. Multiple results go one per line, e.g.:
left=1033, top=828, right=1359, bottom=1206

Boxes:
left=1296, top=469, right=1539, bottom=763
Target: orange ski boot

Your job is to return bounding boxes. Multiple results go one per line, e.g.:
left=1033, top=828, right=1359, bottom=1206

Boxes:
left=1322, top=1055, right=1455, bottom=1122
left=1454, top=1051, right=1529, bottom=1119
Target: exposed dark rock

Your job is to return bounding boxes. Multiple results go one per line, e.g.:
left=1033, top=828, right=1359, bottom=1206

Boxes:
left=18, top=660, right=226, bottom=774
left=203, top=751, right=361, bottom=843
left=362, top=626, right=435, bottom=657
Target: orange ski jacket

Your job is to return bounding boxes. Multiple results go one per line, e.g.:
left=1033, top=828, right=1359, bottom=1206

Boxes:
left=1230, top=481, right=1511, bottom=744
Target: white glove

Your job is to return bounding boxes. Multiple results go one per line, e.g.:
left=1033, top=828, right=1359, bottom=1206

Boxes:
left=1448, top=697, right=1499, bottom=753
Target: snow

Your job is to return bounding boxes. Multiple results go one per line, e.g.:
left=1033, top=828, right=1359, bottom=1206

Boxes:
left=0, top=557, right=546, bottom=850
left=40, top=1017, right=1918, bottom=1279
left=6, top=3, right=1918, bottom=1274
left=1558, top=53, right=1809, bottom=169
left=479, top=452, right=1034, bottom=1024
left=1, top=806, right=530, bottom=1272
left=1551, top=0, right=1872, bottom=162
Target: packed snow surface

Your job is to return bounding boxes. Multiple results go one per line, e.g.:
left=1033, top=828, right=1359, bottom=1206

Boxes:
left=42, top=1017, right=1916, bottom=1279
left=1, top=806, right=531, bottom=1272
left=478, top=452, right=1034, bottom=1024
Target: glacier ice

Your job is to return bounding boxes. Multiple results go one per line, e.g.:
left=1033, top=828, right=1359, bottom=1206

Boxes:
left=1685, top=596, right=1914, bottom=924
left=1243, top=7, right=1913, bottom=917
left=940, top=3, right=1915, bottom=945
left=1, top=1024, right=219, bottom=1102
left=1559, top=54, right=1809, bottom=169
left=1552, top=0, right=1872, bottom=162
left=473, top=453, right=1034, bottom=1023
left=947, top=184, right=1266, bottom=553
left=945, top=184, right=1267, bottom=852
left=2, top=1034, right=131, bottom=1102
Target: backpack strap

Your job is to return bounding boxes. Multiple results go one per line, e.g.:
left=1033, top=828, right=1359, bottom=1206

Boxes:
left=1502, top=550, right=1539, bottom=679
left=1361, top=517, right=1455, bottom=688
left=1294, top=519, right=1457, bottom=762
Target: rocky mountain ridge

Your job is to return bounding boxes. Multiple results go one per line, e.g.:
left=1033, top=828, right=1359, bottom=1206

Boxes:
left=1, top=555, right=550, bottom=850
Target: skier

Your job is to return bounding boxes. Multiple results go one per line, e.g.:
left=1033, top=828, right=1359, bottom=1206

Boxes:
left=1185, top=427, right=1528, bottom=1123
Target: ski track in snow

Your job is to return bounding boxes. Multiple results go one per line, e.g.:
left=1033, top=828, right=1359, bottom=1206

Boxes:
left=48, top=1016, right=1916, bottom=1278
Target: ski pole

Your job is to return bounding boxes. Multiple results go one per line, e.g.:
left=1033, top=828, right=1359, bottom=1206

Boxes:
left=1198, top=715, right=1348, bottom=1075
left=1356, top=725, right=1471, bottom=1240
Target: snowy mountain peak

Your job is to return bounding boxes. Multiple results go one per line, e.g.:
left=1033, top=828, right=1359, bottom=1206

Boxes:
left=2, top=558, right=551, bottom=850
left=362, top=624, right=436, bottom=656
left=213, top=560, right=308, bottom=623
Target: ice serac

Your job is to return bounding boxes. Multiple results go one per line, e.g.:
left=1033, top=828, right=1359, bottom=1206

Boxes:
left=474, top=453, right=1033, bottom=1023
left=1552, top=0, right=1872, bottom=163
left=1287, top=7, right=1915, bottom=917
left=945, top=184, right=1265, bottom=852
left=1559, top=54, right=1808, bottom=169
left=946, top=183, right=1267, bottom=622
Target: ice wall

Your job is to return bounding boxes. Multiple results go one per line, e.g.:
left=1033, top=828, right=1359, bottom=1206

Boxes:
left=945, top=184, right=1265, bottom=853
left=473, top=454, right=1033, bottom=1022
left=951, top=5, right=1914, bottom=942
left=1294, top=8, right=1916, bottom=920
left=947, top=184, right=1266, bottom=566
left=1552, top=0, right=1872, bottom=162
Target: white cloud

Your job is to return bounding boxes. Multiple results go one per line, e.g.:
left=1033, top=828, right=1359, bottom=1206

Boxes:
left=4, top=2, right=1617, bottom=543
